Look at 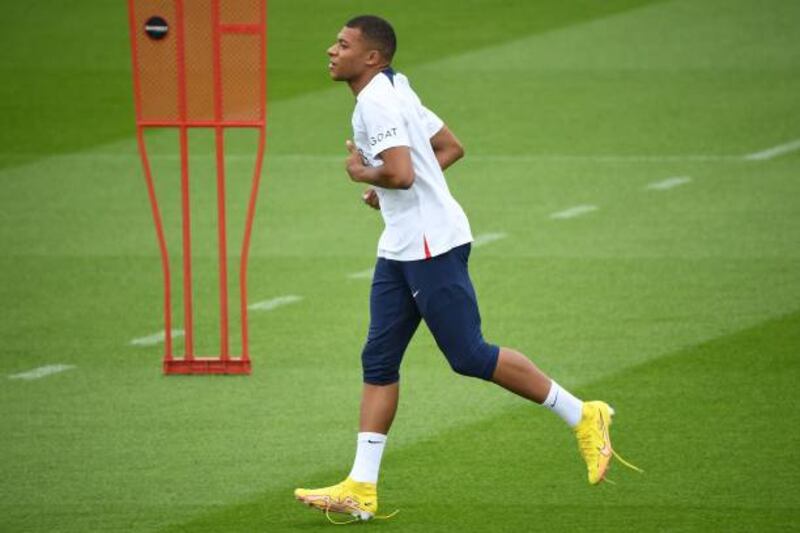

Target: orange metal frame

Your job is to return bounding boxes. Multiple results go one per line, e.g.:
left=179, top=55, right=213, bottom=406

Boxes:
left=127, top=0, right=267, bottom=374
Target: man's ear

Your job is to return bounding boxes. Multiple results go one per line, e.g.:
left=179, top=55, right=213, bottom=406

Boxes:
left=365, top=49, right=382, bottom=67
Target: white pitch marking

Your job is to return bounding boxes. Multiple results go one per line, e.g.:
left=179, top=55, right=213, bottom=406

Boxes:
left=550, top=205, right=598, bottom=219
left=130, top=329, right=184, bottom=347
left=472, top=232, right=508, bottom=248
left=744, top=138, right=800, bottom=161
left=8, top=364, right=75, bottom=381
left=0, top=152, right=745, bottom=164
left=646, top=176, right=692, bottom=190
left=348, top=268, right=374, bottom=280
left=470, top=154, right=739, bottom=163
left=248, top=295, right=303, bottom=311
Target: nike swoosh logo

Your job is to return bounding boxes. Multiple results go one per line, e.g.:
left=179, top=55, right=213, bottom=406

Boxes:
left=367, top=440, right=383, bottom=444
left=548, top=388, right=559, bottom=408
left=412, top=290, right=420, bottom=298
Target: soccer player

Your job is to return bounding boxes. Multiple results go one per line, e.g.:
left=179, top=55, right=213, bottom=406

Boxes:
left=295, top=15, right=638, bottom=522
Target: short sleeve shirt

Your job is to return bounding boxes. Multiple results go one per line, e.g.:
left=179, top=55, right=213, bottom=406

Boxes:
left=351, top=70, right=472, bottom=261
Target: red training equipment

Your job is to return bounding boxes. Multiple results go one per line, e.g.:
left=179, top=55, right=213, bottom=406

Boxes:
left=127, top=0, right=267, bottom=374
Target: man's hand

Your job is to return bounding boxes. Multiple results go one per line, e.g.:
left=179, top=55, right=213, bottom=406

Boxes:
left=342, top=140, right=414, bottom=189
left=345, top=140, right=366, bottom=183
left=362, top=188, right=380, bottom=210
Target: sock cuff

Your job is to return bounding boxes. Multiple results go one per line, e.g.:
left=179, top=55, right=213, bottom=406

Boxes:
left=542, top=380, right=584, bottom=428
left=544, top=380, right=560, bottom=408
left=357, top=432, right=387, bottom=444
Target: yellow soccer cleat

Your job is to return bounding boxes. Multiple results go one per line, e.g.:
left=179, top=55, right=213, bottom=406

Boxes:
left=574, top=401, right=643, bottom=484
left=295, top=477, right=382, bottom=523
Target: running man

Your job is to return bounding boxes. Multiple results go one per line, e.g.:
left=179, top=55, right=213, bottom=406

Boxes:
left=295, top=15, right=639, bottom=522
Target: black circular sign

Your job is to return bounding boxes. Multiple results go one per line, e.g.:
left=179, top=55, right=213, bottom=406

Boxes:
left=144, top=16, right=169, bottom=40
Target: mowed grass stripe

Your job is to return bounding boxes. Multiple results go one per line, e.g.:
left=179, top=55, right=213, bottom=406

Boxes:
left=0, top=0, right=667, bottom=171
left=163, top=311, right=800, bottom=532
left=0, top=152, right=759, bottom=164
left=420, top=0, right=800, bottom=158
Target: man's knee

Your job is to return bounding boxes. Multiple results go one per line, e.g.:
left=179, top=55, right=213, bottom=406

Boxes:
left=445, top=339, right=499, bottom=380
left=362, top=340, right=403, bottom=385
left=418, top=280, right=498, bottom=380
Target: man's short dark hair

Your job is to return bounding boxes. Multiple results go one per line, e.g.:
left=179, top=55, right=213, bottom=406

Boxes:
left=346, top=15, right=396, bottom=63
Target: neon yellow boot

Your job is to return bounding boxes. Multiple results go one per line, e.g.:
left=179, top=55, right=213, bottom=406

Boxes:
left=574, top=401, right=643, bottom=484
left=295, top=477, right=382, bottom=523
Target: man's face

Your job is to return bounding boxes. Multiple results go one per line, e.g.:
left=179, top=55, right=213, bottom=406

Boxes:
left=327, top=26, right=370, bottom=82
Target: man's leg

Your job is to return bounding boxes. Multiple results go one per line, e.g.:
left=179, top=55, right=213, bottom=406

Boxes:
left=491, top=347, right=583, bottom=427
left=295, top=258, right=419, bottom=518
left=343, top=382, right=399, bottom=494
left=407, top=244, right=629, bottom=484
left=360, top=382, right=399, bottom=434
left=490, top=347, right=551, bottom=403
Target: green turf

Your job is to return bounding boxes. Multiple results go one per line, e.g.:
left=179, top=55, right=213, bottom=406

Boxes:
left=164, top=311, right=800, bottom=532
left=1, top=0, right=799, bottom=531
left=0, top=0, right=661, bottom=169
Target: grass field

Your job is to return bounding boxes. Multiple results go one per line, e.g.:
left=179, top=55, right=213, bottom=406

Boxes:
left=2, top=0, right=799, bottom=531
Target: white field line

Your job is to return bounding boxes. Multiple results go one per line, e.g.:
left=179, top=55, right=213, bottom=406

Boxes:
left=8, top=364, right=75, bottom=381
left=348, top=268, right=374, bottom=280
left=744, top=138, right=800, bottom=161
left=248, top=294, right=303, bottom=311
left=130, top=329, right=184, bottom=347
left=550, top=205, right=598, bottom=220
left=646, top=176, right=692, bottom=190
left=0, top=152, right=745, bottom=164
left=472, top=232, right=508, bottom=248
left=469, top=154, right=739, bottom=163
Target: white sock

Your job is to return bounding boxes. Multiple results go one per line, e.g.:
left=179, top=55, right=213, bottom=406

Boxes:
left=348, top=432, right=387, bottom=484
left=543, top=380, right=584, bottom=428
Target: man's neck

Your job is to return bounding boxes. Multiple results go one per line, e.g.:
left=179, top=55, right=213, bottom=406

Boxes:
left=348, top=66, right=390, bottom=96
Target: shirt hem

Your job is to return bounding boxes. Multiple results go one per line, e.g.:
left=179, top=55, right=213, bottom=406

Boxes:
left=377, top=236, right=473, bottom=262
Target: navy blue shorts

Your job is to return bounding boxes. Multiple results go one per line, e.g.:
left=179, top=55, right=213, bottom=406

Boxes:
left=361, top=243, right=500, bottom=385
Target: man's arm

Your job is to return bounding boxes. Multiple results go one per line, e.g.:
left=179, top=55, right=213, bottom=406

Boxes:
left=358, top=124, right=465, bottom=210
left=345, top=140, right=414, bottom=189
left=430, top=125, right=464, bottom=171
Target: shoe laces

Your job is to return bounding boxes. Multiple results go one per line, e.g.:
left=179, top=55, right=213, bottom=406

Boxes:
left=324, top=504, right=400, bottom=525
left=576, top=423, right=602, bottom=460
left=576, top=421, right=644, bottom=479
left=611, top=449, right=644, bottom=474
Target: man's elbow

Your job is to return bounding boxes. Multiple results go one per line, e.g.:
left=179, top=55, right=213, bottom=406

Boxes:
left=453, top=142, right=465, bottom=162
left=396, top=170, right=414, bottom=189
left=382, top=166, right=414, bottom=189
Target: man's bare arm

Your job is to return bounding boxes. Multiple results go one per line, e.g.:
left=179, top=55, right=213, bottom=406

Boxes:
left=345, top=140, right=414, bottom=189
left=430, top=125, right=464, bottom=171
left=358, top=125, right=465, bottom=210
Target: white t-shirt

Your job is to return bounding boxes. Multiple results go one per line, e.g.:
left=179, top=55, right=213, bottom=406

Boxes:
left=351, top=69, right=473, bottom=261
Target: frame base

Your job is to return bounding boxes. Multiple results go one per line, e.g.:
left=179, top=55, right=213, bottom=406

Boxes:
left=163, top=357, right=251, bottom=375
